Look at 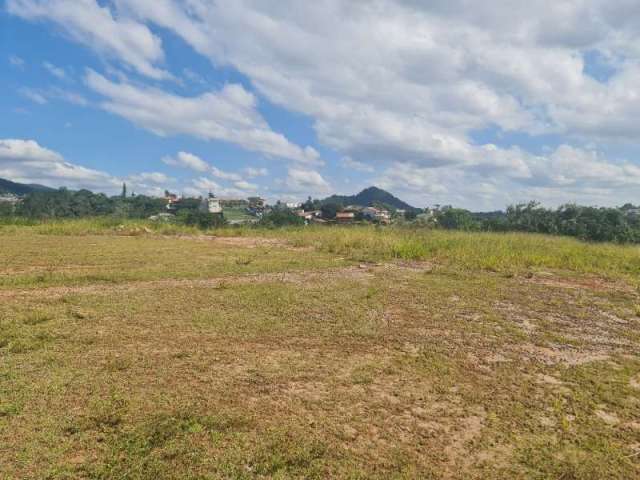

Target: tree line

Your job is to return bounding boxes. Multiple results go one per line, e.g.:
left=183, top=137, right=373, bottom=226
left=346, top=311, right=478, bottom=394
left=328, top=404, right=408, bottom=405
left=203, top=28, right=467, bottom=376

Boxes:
left=2, top=188, right=639, bottom=243
left=434, top=202, right=640, bottom=243
left=0, top=189, right=167, bottom=219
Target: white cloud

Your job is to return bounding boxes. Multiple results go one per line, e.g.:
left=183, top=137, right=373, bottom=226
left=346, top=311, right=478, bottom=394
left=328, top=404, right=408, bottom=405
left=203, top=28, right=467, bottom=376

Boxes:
left=341, top=156, right=374, bottom=173
left=376, top=144, right=640, bottom=209
left=0, top=138, right=120, bottom=191
left=285, top=168, right=330, bottom=193
left=182, top=68, right=205, bottom=85
left=7, top=0, right=170, bottom=80
left=109, top=0, right=640, bottom=206
left=0, top=139, right=174, bottom=196
left=211, top=166, right=241, bottom=182
left=10, top=0, right=640, bottom=207
left=43, top=61, right=67, bottom=80
left=19, top=88, right=48, bottom=105
left=192, top=177, right=221, bottom=192
left=244, top=167, right=268, bottom=178
left=9, top=55, right=25, bottom=68
left=19, top=86, right=88, bottom=106
left=85, top=70, right=321, bottom=165
left=162, top=151, right=209, bottom=172
left=127, top=172, right=170, bottom=184
left=163, top=151, right=248, bottom=182
left=234, top=180, right=258, bottom=191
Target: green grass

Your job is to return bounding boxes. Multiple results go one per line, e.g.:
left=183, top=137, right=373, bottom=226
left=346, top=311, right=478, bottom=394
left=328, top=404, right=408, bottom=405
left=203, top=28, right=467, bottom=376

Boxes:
left=282, top=226, right=640, bottom=280
left=1, top=223, right=640, bottom=478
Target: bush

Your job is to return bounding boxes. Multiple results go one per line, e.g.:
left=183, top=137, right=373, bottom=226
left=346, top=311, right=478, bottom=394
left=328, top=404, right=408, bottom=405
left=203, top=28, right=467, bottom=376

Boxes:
left=176, top=210, right=226, bottom=229
left=436, top=208, right=478, bottom=231
left=259, top=210, right=305, bottom=227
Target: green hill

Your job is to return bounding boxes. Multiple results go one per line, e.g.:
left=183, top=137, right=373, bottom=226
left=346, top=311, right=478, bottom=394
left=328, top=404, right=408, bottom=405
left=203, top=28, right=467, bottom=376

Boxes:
left=0, top=177, right=54, bottom=196
left=321, top=186, right=417, bottom=211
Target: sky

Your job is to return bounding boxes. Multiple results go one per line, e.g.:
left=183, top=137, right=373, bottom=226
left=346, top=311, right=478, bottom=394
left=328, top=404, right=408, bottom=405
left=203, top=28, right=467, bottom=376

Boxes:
left=1, top=0, right=640, bottom=209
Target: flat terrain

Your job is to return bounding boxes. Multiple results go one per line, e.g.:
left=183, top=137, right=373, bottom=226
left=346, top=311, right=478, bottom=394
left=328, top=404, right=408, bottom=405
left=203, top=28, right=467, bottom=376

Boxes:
left=1, top=223, right=640, bottom=479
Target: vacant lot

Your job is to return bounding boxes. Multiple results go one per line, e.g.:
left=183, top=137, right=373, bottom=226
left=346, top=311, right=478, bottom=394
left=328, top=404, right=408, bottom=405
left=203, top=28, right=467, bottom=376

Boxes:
left=1, top=224, right=640, bottom=479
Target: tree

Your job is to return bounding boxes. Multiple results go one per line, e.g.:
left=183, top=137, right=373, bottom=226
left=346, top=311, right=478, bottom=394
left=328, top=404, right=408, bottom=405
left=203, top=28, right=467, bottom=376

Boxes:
left=436, top=208, right=478, bottom=231
left=320, top=202, right=342, bottom=219
left=405, top=210, right=418, bottom=221
left=259, top=209, right=305, bottom=227
left=177, top=210, right=225, bottom=229
left=0, top=202, right=15, bottom=217
left=303, top=196, right=316, bottom=212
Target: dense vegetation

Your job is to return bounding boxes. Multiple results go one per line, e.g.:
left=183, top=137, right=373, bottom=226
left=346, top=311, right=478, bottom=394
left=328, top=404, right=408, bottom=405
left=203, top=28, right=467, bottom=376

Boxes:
left=435, top=202, right=640, bottom=243
left=3, top=188, right=166, bottom=219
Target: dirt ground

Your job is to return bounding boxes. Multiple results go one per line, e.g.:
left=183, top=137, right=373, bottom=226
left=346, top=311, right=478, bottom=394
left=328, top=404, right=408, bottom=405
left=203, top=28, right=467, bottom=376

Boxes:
left=1, top=233, right=639, bottom=479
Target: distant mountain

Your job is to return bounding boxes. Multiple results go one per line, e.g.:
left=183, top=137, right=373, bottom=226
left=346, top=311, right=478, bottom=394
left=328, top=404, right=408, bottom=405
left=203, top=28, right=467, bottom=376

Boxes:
left=321, top=186, right=417, bottom=211
left=0, top=177, right=54, bottom=196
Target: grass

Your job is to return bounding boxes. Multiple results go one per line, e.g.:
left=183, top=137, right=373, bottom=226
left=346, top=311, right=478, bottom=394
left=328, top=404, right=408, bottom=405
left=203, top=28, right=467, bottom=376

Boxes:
left=1, top=222, right=640, bottom=478
left=283, top=226, right=640, bottom=280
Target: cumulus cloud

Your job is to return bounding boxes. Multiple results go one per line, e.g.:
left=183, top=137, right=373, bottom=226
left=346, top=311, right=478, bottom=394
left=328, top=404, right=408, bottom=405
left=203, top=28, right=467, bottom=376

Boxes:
left=162, top=151, right=209, bottom=172
left=127, top=172, right=170, bottom=184
left=211, top=166, right=241, bottom=182
left=377, top=144, right=640, bottom=209
left=192, top=177, right=221, bottom=192
left=7, top=0, right=170, bottom=80
left=105, top=0, right=640, bottom=205
left=341, top=156, right=374, bottom=173
left=285, top=168, right=330, bottom=193
left=0, top=139, right=174, bottom=196
left=234, top=180, right=258, bottom=191
left=189, top=177, right=255, bottom=198
left=0, top=138, right=120, bottom=190
left=244, top=167, right=268, bottom=178
left=10, top=1, right=640, bottom=206
left=163, top=151, right=251, bottom=183
left=85, top=70, right=320, bottom=165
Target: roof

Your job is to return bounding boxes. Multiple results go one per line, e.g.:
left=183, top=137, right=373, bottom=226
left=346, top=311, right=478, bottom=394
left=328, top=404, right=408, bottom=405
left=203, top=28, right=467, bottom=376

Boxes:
left=335, top=212, right=355, bottom=218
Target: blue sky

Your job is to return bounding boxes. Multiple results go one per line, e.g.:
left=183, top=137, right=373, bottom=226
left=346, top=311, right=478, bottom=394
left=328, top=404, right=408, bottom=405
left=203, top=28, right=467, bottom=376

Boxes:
left=2, top=1, right=640, bottom=209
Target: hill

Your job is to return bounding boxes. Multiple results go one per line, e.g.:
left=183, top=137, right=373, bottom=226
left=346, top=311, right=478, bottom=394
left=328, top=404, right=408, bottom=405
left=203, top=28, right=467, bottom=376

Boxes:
left=321, top=186, right=417, bottom=211
left=0, top=177, right=54, bottom=196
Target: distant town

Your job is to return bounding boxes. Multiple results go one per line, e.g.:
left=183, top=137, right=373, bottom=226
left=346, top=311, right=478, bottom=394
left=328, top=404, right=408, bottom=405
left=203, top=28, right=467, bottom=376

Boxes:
left=160, top=189, right=423, bottom=226
left=2, top=177, right=640, bottom=243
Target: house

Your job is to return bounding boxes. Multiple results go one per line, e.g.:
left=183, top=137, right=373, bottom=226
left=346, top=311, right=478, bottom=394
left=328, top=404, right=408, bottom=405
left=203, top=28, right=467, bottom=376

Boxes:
left=296, top=210, right=322, bottom=222
left=362, top=206, right=391, bottom=223
left=199, top=193, right=222, bottom=214
left=247, top=197, right=267, bottom=210
left=0, top=193, right=20, bottom=205
left=335, top=211, right=355, bottom=223
left=164, top=191, right=181, bottom=211
left=344, top=205, right=363, bottom=213
left=275, top=200, right=302, bottom=210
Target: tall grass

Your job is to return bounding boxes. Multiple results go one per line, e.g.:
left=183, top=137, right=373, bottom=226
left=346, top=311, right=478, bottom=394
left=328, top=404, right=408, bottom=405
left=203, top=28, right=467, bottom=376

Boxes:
left=281, top=226, right=640, bottom=279
left=2, top=220, right=639, bottom=280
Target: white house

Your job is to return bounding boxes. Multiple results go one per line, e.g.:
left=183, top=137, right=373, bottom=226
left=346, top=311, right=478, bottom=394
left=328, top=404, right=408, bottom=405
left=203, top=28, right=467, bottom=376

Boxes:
left=200, top=193, right=222, bottom=214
